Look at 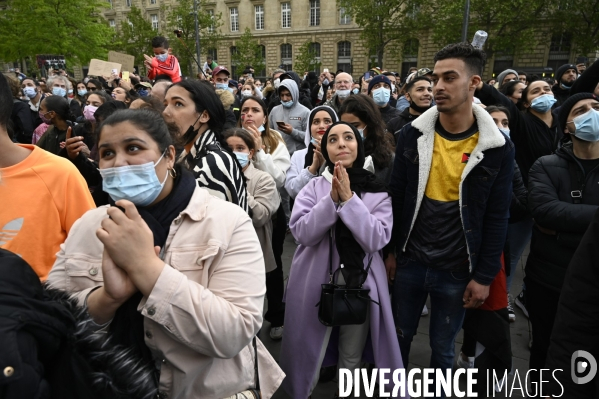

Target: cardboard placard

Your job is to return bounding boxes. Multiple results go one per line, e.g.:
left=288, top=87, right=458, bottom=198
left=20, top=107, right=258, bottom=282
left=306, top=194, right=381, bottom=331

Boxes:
left=88, top=59, right=121, bottom=77
left=108, top=51, right=135, bottom=73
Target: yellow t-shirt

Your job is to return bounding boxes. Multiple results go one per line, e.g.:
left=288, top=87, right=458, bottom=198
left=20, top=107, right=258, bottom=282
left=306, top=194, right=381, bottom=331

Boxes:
left=0, top=145, right=95, bottom=280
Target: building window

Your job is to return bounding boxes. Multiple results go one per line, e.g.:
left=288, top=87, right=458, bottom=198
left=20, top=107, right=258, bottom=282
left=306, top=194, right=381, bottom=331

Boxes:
left=230, top=46, right=238, bottom=78
left=281, top=2, right=291, bottom=28
left=281, top=43, right=292, bottom=71
left=310, top=0, right=320, bottom=26
left=126, top=0, right=131, bottom=6
left=310, top=42, right=321, bottom=72
left=207, top=10, right=214, bottom=33
left=339, top=7, right=351, bottom=24
left=255, top=5, right=264, bottom=30
left=150, top=0, right=156, bottom=4
left=493, top=46, right=514, bottom=77
left=207, top=48, right=218, bottom=61
left=109, top=19, right=116, bottom=28
left=151, top=14, right=159, bottom=30
left=230, top=7, right=239, bottom=32
left=548, top=33, right=572, bottom=75
left=401, top=38, right=419, bottom=78
left=107, top=0, right=112, bottom=9
left=257, top=45, right=266, bottom=77
left=337, top=41, right=351, bottom=73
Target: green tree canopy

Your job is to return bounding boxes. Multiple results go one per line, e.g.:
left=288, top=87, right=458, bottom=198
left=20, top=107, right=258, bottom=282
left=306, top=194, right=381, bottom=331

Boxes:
left=0, top=0, right=112, bottom=68
left=231, top=28, right=265, bottom=77
left=111, top=6, right=156, bottom=68
left=163, top=0, right=223, bottom=77
left=556, top=0, right=599, bottom=56
left=295, top=41, right=322, bottom=74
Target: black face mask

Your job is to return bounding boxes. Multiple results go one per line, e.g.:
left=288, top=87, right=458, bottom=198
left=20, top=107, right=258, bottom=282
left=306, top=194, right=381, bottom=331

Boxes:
left=409, top=100, right=430, bottom=114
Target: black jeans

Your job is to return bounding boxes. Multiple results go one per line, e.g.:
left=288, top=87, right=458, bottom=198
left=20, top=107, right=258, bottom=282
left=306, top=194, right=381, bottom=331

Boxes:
left=525, top=276, right=561, bottom=383
left=265, top=205, right=286, bottom=327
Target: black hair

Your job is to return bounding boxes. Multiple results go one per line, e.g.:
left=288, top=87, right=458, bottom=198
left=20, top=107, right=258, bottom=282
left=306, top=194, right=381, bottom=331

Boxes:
left=338, top=94, right=394, bottom=171
left=434, top=42, right=487, bottom=77
left=98, top=109, right=174, bottom=155
left=167, top=79, right=227, bottom=147
left=154, top=74, right=173, bottom=83
left=85, top=90, right=113, bottom=105
left=485, top=105, right=511, bottom=120
left=223, top=128, right=256, bottom=152
left=86, top=78, right=103, bottom=90
left=404, top=76, right=432, bottom=93
left=113, top=87, right=138, bottom=106
left=518, top=71, right=527, bottom=77
left=0, top=73, right=14, bottom=130
left=499, top=80, right=525, bottom=98
left=22, top=77, right=40, bottom=86
left=151, top=36, right=169, bottom=49
left=42, top=95, right=72, bottom=122
left=132, top=96, right=165, bottom=112
left=519, top=76, right=543, bottom=110
left=486, top=78, right=496, bottom=84
left=95, top=100, right=128, bottom=124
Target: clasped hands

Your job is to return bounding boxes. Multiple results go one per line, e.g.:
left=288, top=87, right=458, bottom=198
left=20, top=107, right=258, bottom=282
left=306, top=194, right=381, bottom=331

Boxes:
left=330, top=161, right=353, bottom=204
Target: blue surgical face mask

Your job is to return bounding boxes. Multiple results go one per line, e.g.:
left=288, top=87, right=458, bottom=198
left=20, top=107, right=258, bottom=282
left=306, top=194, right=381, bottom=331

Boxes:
left=77, top=89, right=87, bottom=97
left=310, top=137, right=319, bottom=146
left=215, top=83, right=228, bottom=90
left=138, top=89, right=149, bottom=97
left=52, top=87, right=66, bottom=97
left=234, top=152, right=250, bottom=168
left=357, top=128, right=365, bottom=138
left=156, top=53, right=168, bottom=63
left=100, top=151, right=168, bottom=206
left=499, top=127, right=510, bottom=137
left=530, top=94, right=556, bottom=113
left=281, top=100, right=293, bottom=108
left=258, top=124, right=265, bottom=132
left=372, top=87, right=391, bottom=106
left=23, top=87, right=37, bottom=99
left=352, top=88, right=359, bottom=95
left=568, top=109, right=599, bottom=142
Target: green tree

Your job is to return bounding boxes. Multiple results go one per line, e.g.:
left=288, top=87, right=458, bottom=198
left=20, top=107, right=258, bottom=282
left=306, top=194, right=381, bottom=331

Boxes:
left=163, top=0, right=223, bottom=77
left=556, top=0, right=599, bottom=56
left=0, top=0, right=112, bottom=68
left=231, top=28, right=265, bottom=76
left=294, top=41, right=322, bottom=74
left=428, top=0, right=550, bottom=62
left=111, top=6, right=156, bottom=68
left=337, top=0, right=429, bottom=68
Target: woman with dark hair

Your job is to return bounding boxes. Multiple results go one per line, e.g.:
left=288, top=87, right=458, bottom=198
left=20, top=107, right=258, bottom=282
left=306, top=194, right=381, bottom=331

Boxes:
left=280, top=121, right=404, bottom=398
left=85, top=78, right=104, bottom=93
left=499, top=80, right=526, bottom=106
left=338, top=94, right=395, bottom=184
left=74, top=81, right=87, bottom=106
left=111, top=86, right=137, bottom=106
left=48, top=109, right=284, bottom=398
left=36, top=96, right=73, bottom=154
left=164, top=79, right=248, bottom=211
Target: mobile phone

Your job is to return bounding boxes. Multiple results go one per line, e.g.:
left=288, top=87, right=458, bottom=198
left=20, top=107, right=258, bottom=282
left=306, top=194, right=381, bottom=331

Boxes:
left=323, top=68, right=329, bottom=73
left=364, top=72, right=371, bottom=80
left=122, top=71, right=130, bottom=82
left=276, top=121, right=285, bottom=127
left=111, top=68, right=118, bottom=75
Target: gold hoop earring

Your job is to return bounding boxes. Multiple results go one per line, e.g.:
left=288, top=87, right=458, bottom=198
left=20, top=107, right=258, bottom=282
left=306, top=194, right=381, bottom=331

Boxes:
left=168, top=167, right=177, bottom=179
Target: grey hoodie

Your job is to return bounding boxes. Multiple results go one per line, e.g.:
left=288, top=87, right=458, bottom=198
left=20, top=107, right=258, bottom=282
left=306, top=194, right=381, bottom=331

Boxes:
left=268, top=79, right=311, bottom=155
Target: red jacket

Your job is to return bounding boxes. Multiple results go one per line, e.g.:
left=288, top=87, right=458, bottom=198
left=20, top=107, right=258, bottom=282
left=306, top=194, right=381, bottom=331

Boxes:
left=148, top=54, right=182, bottom=83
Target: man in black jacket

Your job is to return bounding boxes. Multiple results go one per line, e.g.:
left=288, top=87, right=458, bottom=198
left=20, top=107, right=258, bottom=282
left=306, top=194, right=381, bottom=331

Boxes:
left=388, top=42, right=514, bottom=379
left=552, top=63, right=579, bottom=107
left=525, top=92, right=599, bottom=387
left=386, top=76, right=432, bottom=142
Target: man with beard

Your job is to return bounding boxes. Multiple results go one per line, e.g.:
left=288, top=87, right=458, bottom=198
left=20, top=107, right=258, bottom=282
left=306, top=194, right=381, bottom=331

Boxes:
left=552, top=63, right=578, bottom=107
left=386, top=76, right=433, bottom=142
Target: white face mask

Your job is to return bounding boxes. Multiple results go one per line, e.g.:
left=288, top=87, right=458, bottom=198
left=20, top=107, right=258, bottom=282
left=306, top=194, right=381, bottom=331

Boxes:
left=241, top=90, right=252, bottom=97
left=274, top=78, right=281, bottom=89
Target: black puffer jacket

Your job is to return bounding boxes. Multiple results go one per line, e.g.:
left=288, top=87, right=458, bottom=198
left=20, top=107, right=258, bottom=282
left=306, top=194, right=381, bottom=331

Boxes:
left=551, top=84, right=571, bottom=108
left=525, top=143, right=599, bottom=292
left=0, top=248, right=156, bottom=399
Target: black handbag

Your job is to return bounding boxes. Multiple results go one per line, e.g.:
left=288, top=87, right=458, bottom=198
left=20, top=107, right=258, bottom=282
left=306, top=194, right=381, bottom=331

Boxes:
left=317, top=230, right=379, bottom=327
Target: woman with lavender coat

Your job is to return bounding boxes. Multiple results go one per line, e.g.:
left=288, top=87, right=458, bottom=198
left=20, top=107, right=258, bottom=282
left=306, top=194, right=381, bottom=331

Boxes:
left=280, top=122, right=405, bottom=398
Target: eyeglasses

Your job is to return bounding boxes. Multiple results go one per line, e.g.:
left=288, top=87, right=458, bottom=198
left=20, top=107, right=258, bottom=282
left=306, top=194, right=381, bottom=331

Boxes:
left=87, top=86, right=97, bottom=91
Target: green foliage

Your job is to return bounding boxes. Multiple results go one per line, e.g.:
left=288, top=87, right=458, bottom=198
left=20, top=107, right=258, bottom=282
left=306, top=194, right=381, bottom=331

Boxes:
left=111, top=6, right=156, bottom=67
left=555, top=0, right=599, bottom=56
left=163, top=0, right=224, bottom=76
left=338, top=0, right=429, bottom=68
left=231, top=28, right=265, bottom=75
left=0, top=0, right=112, bottom=67
left=295, top=41, right=322, bottom=73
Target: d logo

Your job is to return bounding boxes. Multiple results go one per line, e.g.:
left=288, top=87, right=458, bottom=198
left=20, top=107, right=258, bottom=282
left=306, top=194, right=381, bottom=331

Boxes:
left=571, top=350, right=597, bottom=385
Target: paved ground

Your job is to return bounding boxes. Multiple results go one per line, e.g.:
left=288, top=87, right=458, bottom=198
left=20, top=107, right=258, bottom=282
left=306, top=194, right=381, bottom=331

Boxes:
left=260, top=234, right=531, bottom=398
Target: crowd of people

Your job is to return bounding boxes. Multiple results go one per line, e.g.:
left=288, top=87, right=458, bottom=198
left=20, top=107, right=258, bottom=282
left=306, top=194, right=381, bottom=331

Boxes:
left=2, top=35, right=599, bottom=398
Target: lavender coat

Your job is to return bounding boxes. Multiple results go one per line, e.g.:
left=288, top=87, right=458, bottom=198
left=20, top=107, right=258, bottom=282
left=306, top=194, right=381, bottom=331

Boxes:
left=280, top=176, right=406, bottom=398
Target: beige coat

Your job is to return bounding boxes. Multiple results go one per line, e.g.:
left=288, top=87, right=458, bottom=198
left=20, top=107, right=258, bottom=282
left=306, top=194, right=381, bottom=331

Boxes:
left=244, top=163, right=280, bottom=273
left=47, top=187, right=285, bottom=399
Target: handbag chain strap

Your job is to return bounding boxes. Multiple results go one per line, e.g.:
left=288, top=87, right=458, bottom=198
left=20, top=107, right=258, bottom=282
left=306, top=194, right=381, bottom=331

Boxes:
left=328, top=228, right=374, bottom=288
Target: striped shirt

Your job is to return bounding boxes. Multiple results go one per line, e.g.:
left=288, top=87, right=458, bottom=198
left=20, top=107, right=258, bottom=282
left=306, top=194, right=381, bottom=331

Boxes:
left=183, top=130, right=248, bottom=212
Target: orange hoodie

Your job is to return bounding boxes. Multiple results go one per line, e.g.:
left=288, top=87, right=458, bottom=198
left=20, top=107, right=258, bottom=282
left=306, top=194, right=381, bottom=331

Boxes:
left=148, top=54, right=182, bottom=83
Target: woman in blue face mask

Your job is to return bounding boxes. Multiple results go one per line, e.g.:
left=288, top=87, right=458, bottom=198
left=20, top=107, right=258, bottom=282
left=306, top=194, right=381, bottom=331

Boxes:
left=47, top=109, right=284, bottom=398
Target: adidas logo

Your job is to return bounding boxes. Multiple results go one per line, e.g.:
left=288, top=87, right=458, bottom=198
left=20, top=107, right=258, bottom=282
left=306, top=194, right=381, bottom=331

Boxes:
left=0, top=218, right=23, bottom=246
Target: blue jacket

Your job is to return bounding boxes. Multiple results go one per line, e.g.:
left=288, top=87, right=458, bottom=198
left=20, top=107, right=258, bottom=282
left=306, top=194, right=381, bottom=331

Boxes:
left=389, top=105, right=515, bottom=285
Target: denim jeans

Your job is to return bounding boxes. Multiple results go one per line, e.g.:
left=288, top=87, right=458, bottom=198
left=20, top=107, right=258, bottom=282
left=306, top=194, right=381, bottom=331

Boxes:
left=506, top=217, right=533, bottom=292
left=392, top=257, right=470, bottom=372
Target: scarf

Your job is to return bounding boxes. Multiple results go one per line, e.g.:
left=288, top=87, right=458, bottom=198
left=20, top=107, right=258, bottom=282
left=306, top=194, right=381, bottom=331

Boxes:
left=321, top=122, right=390, bottom=288
left=108, top=164, right=196, bottom=377
left=303, top=106, right=338, bottom=169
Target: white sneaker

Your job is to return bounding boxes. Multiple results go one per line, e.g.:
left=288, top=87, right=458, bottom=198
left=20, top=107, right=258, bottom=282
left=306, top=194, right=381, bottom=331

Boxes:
left=456, top=352, right=474, bottom=369
left=270, top=326, right=284, bottom=340
left=421, top=304, right=429, bottom=316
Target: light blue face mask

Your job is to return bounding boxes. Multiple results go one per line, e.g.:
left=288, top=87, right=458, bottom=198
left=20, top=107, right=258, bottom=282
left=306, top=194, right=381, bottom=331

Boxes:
left=281, top=100, right=293, bottom=108
left=100, top=151, right=168, bottom=206
left=357, top=128, right=365, bottom=138
left=234, top=152, right=250, bottom=168
left=52, top=87, right=67, bottom=97
left=499, top=127, right=510, bottom=137
left=258, top=124, right=265, bottom=132
left=372, top=87, right=390, bottom=106
left=77, top=89, right=88, bottom=97
left=310, top=137, right=319, bottom=146
left=23, top=87, right=37, bottom=99
left=352, top=88, right=359, bottom=95
left=568, top=109, right=599, bottom=142
left=215, top=83, right=228, bottom=90
left=156, top=53, right=168, bottom=63
left=530, top=94, right=557, bottom=113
